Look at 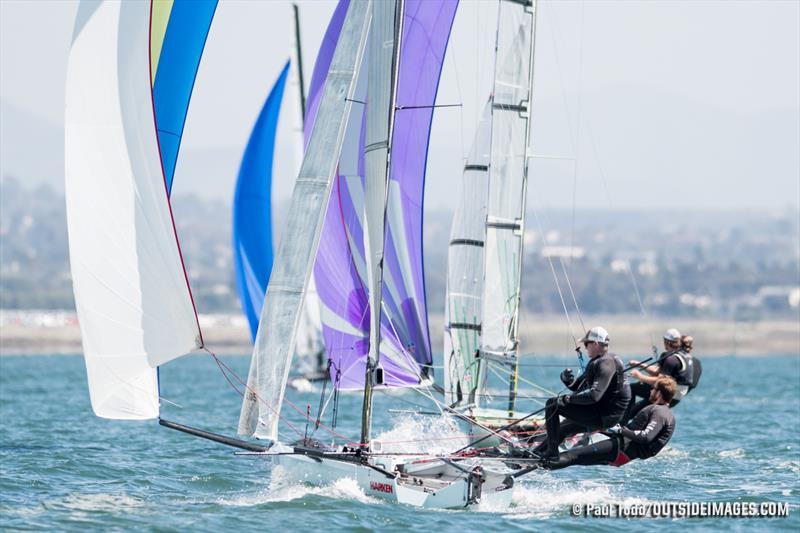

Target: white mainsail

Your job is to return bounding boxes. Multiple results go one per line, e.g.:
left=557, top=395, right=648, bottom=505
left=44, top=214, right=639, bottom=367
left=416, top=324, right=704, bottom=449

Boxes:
left=481, top=2, right=535, bottom=359
left=444, top=0, right=537, bottom=412
left=443, top=102, right=492, bottom=407
left=65, top=0, right=202, bottom=420
left=238, top=0, right=371, bottom=441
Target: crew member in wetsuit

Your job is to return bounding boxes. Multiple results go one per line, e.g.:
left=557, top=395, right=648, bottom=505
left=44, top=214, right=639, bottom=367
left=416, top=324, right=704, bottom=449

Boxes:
left=627, top=328, right=701, bottom=420
left=534, top=327, right=631, bottom=459
left=542, top=375, right=677, bottom=470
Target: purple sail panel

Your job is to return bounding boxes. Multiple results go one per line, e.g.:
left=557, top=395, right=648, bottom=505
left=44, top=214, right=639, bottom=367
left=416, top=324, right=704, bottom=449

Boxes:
left=383, top=0, right=459, bottom=369
left=314, top=0, right=458, bottom=389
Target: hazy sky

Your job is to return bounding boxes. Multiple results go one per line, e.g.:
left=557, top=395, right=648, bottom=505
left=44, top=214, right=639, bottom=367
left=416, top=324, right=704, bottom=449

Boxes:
left=1, top=0, right=798, bottom=211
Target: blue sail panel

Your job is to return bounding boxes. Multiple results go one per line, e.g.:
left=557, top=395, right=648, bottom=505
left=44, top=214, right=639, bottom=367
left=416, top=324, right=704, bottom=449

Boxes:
left=151, top=0, right=217, bottom=194
left=233, top=62, right=291, bottom=340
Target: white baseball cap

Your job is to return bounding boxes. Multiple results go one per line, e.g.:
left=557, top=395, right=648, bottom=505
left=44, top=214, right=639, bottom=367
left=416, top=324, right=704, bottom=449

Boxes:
left=581, top=326, right=610, bottom=345
left=663, top=328, right=682, bottom=342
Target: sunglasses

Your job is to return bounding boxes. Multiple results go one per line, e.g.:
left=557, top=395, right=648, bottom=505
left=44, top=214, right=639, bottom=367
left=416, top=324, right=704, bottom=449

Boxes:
left=583, top=341, right=595, bottom=348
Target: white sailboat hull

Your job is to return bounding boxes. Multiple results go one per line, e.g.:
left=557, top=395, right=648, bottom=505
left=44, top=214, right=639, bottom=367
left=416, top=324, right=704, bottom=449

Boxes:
left=273, top=453, right=514, bottom=510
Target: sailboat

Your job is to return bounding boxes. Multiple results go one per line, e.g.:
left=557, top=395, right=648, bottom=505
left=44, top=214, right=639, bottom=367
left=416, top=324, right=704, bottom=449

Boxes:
left=66, top=0, right=519, bottom=510
left=232, top=5, right=326, bottom=386
left=237, top=0, right=517, bottom=509
left=444, top=0, right=546, bottom=435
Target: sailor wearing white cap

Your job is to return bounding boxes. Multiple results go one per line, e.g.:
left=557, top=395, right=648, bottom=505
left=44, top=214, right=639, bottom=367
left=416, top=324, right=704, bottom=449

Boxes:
left=533, top=327, right=631, bottom=459
left=627, top=328, right=701, bottom=420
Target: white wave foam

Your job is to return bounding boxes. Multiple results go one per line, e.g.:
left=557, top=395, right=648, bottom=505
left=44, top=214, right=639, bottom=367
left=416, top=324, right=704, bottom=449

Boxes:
left=219, top=466, right=379, bottom=507
left=58, top=493, right=144, bottom=513
left=718, top=448, right=745, bottom=459
left=770, top=459, right=800, bottom=474
left=657, top=446, right=689, bottom=459
left=503, top=477, right=651, bottom=519
left=372, top=414, right=470, bottom=455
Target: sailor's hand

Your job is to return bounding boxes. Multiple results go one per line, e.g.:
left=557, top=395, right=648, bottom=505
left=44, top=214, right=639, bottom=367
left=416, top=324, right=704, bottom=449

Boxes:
left=557, top=395, right=571, bottom=407
left=629, top=359, right=640, bottom=367
left=630, top=369, right=643, bottom=380
left=560, top=368, right=575, bottom=386
left=605, top=424, right=622, bottom=435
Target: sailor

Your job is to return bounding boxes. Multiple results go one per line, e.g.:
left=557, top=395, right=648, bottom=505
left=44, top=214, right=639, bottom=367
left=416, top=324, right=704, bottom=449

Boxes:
left=627, top=328, right=701, bottom=419
left=533, top=326, right=631, bottom=459
left=681, top=334, right=694, bottom=354
left=541, top=375, right=677, bottom=470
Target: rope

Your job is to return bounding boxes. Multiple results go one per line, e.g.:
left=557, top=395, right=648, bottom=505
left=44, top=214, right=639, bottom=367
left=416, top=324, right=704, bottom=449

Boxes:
left=531, top=208, right=580, bottom=350
left=205, top=348, right=362, bottom=446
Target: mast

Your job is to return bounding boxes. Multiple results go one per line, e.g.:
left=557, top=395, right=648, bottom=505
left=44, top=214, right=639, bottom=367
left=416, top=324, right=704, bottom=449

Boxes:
left=292, top=3, right=306, bottom=120
left=506, top=0, right=538, bottom=414
left=360, top=0, right=404, bottom=448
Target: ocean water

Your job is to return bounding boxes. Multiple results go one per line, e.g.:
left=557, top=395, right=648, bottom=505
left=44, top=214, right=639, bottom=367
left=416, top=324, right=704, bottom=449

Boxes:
left=1, top=353, right=798, bottom=531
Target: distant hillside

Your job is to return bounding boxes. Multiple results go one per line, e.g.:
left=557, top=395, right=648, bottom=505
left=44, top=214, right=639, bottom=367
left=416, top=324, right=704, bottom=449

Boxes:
left=0, top=178, right=797, bottom=320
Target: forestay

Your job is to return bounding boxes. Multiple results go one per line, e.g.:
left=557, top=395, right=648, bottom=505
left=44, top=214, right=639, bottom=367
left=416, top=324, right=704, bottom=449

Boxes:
left=65, top=0, right=202, bottom=420
left=237, top=0, right=371, bottom=441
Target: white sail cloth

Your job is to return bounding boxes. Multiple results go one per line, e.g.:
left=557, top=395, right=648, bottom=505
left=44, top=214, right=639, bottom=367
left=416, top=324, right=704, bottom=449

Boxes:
left=480, top=4, right=534, bottom=356
left=65, top=0, right=202, bottom=420
left=444, top=102, right=491, bottom=407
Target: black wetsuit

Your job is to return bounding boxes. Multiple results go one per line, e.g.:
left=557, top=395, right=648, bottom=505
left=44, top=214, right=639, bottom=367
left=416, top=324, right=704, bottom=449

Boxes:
left=544, top=403, right=676, bottom=470
left=538, top=352, right=631, bottom=456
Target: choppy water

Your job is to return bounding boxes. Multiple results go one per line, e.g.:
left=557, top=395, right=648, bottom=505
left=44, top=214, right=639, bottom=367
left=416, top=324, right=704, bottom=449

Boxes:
left=1, top=353, right=798, bottom=531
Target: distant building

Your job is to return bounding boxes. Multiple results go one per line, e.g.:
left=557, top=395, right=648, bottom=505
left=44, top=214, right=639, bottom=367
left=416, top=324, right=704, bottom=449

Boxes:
left=540, top=246, right=585, bottom=259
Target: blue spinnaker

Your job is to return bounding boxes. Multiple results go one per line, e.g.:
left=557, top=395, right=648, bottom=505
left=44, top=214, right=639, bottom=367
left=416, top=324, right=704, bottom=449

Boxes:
left=233, top=62, right=290, bottom=340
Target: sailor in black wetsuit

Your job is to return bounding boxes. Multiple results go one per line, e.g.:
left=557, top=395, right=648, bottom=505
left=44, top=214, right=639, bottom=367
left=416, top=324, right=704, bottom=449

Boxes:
left=534, top=327, right=631, bottom=459
left=542, top=375, right=677, bottom=470
left=627, top=328, right=701, bottom=420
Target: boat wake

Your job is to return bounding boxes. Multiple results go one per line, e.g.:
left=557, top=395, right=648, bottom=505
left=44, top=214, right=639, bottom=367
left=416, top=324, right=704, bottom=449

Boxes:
left=220, top=466, right=379, bottom=507
left=501, top=478, right=652, bottom=519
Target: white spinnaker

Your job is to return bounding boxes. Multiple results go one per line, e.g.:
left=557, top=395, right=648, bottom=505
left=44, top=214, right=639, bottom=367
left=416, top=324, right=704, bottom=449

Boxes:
left=65, top=0, right=202, bottom=420
left=444, top=102, right=492, bottom=407
left=238, top=0, right=371, bottom=441
left=480, top=3, right=534, bottom=356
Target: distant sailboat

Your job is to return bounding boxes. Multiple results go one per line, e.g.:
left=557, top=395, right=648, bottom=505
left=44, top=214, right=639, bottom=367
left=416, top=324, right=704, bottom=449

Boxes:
left=232, top=5, right=326, bottom=384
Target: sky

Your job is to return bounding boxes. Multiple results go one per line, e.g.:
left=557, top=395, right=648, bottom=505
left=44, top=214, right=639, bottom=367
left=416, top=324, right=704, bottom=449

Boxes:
left=1, top=0, right=798, bottom=211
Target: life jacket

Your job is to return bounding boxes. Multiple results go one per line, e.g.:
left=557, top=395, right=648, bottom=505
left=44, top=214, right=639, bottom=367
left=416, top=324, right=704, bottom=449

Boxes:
left=659, top=349, right=697, bottom=388
left=673, top=350, right=698, bottom=389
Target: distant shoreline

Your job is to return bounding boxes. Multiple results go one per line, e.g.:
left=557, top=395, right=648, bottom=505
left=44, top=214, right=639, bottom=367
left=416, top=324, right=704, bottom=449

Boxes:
left=1, top=311, right=797, bottom=357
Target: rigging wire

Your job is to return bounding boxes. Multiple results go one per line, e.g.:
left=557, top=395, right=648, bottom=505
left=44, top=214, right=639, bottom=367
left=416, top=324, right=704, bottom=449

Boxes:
left=544, top=0, right=658, bottom=353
